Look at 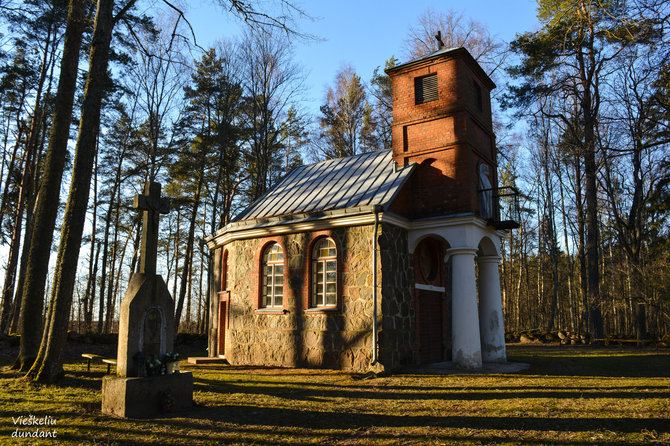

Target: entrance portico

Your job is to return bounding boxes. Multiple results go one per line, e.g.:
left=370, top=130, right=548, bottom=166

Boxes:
left=408, top=215, right=506, bottom=369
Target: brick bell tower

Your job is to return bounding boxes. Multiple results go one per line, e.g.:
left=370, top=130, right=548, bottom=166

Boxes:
left=386, top=47, right=497, bottom=220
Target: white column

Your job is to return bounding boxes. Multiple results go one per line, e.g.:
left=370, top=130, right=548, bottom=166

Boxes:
left=478, top=255, right=507, bottom=362
left=448, top=248, right=482, bottom=369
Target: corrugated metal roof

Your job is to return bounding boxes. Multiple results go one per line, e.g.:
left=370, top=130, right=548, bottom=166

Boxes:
left=232, top=150, right=414, bottom=223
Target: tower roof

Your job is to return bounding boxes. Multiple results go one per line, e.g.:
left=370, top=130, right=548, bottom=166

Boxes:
left=386, top=46, right=495, bottom=89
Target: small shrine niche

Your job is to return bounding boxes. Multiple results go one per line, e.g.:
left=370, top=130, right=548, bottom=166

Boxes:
left=140, top=307, right=166, bottom=361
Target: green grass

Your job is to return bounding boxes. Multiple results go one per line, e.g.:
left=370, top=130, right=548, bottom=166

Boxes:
left=1, top=345, right=669, bottom=445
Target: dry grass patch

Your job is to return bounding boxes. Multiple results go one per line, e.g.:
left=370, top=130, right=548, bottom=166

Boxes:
left=1, top=345, right=669, bottom=445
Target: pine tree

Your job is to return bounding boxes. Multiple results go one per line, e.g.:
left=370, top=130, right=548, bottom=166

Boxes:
left=369, top=57, right=396, bottom=152
left=319, top=65, right=376, bottom=159
left=504, top=0, right=650, bottom=339
left=16, top=0, right=87, bottom=372
left=26, top=0, right=134, bottom=382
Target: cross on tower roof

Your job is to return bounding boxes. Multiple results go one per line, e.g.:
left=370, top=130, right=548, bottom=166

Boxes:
left=133, top=181, right=170, bottom=276
left=435, top=30, right=445, bottom=50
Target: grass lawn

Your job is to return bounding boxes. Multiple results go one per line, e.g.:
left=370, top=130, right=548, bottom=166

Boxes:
left=1, top=344, right=669, bottom=445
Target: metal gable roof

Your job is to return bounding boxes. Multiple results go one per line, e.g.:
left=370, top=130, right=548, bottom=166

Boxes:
left=232, top=149, right=414, bottom=223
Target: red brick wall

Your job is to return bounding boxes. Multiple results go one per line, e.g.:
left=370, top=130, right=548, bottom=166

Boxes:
left=387, top=49, right=497, bottom=219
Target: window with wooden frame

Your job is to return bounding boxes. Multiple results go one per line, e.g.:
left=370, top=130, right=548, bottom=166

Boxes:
left=311, top=238, right=337, bottom=307
left=261, top=243, right=283, bottom=308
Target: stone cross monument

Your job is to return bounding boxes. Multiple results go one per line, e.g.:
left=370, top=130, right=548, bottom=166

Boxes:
left=102, top=181, right=192, bottom=418
left=134, top=181, right=170, bottom=276
left=116, top=181, right=174, bottom=376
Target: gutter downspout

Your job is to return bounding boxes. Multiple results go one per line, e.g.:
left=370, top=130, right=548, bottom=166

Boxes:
left=371, top=205, right=383, bottom=365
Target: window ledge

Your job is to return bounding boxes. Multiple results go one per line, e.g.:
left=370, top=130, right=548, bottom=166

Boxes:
left=304, top=307, right=339, bottom=314
left=254, top=309, right=288, bottom=315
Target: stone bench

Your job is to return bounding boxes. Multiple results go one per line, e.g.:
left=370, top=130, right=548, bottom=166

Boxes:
left=81, top=353, right=102, bottom=371
left=102, top=358, right=117, bottom=374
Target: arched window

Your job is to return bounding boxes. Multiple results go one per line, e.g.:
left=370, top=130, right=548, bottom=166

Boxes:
left=312, top=238, right=337, bottom=307
left=261, top=243, right=283, bottom=308
left=478, top=163, right=493, bottom=220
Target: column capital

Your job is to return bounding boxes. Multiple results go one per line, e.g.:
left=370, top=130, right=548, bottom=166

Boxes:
left=446, top=247, right=478, bottom=257
left=477, top=255, right=501, bottom=264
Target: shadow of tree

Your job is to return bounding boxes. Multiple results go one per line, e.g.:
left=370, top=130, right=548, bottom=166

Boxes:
left=149, top=404, right=670, bottom=435
left=508, top=347, right=670, bottom=378
left=193, top=376, right=670, bottom=402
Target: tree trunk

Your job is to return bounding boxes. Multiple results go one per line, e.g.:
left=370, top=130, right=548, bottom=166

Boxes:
left=572, top=153, right=588, bottom=333
left=558, top=170, right=576, bottom=331
left=111, top=230, right=130, bottom=332
left=175, top=172, right=205, bottom=331
left=172, top=208, right=180, bottom=299
left=84, top=244, right=100, bottom=330
left=186, top=258, right=193, bottom=332
left=82, top=151, right=98, bottom=332
left=27, top=0, right=118, bottom=382
left=198, top=244, right=205, bottom=333
left=0, top=122, right=25, bottom=229
left=105, top=196, right=120, bottom=332
left=129, top=215, right=141, bottom=274
left=16, top=0, right=87, bottom=372
left=1, top=28, right=56, bottom=333
left=585, top=139, right=603, bottom=339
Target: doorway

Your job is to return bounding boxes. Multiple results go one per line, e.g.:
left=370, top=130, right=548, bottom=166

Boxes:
left=217, top=292, right=228, bottom=357
left=414, top=237, right=449, bottom=364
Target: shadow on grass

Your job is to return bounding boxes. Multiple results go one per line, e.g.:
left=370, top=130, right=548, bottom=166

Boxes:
left=43, top=421, right=649, bottom=446
left=46, top=404, right=664, bottom=446
left=193, top=376, right=670, bottom=402
left=153, top=404, right=670, bottom=436
left=0, top=362, right=105, bottom=391
left=508, top=350, right=670, bottom=378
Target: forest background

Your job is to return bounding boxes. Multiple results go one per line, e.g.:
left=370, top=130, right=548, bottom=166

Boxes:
left=0, top=0, right=667, bottom=382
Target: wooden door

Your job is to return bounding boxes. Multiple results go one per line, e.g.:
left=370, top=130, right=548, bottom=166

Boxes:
left=416, top=289, right=444, bottom=363
left=217, top=292, right=228, bottom=356
left=414, top=238, right=446, bottom=364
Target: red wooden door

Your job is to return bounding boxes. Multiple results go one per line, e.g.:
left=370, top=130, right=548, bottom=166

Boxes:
left=217, top=293, right=228, bottom=356
left=417, top=289, right=444, bottom=363
left=414, top=238, right=446, bottom=364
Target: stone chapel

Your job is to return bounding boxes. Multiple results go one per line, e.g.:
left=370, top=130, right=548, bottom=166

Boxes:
left=205, top=47, right=518, bottom=371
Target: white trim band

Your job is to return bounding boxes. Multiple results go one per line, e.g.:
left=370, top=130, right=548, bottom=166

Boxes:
left=415, top=283, right=446, bottom=292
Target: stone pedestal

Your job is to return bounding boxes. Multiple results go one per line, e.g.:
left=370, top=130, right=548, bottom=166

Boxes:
left=117, top=273, right=174, bottom=377
left=102, top=372, right=193, bottom=418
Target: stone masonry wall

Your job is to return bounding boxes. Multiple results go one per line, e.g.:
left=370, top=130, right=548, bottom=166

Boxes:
left=221, top=225, right=378, bottom=372
left=378, top=223, right=415, bottom=368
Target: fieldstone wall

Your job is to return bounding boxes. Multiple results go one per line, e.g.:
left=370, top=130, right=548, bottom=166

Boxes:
left=378, top=223, right=415, bottom=368
left=221, top=225, right=378, bottom=371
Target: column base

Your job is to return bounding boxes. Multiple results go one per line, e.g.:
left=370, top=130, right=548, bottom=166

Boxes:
left=453, top=348, right=483, bottom=369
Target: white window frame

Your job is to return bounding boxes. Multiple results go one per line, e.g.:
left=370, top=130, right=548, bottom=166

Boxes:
left=312, top=238, right=337, bottom=307
left=261, top=244, right=284, bottom=308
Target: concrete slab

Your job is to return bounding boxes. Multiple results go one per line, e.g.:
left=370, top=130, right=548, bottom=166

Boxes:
left=399, top=361, right=530, bottom=375
left=187, top=357, right=229, bottom=365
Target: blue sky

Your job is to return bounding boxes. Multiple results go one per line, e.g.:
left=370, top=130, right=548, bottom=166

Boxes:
left=184, top=0, right=541, bottom=115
